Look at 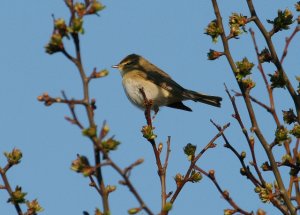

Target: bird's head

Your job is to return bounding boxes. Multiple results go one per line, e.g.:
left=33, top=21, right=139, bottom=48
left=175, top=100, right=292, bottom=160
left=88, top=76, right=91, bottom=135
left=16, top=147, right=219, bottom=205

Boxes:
left=112, top=54, right=143, bottom=76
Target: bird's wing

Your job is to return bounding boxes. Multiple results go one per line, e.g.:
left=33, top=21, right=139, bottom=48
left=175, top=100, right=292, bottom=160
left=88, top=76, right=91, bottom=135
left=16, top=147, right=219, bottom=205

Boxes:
left=138, top=69, right=186, bottom=96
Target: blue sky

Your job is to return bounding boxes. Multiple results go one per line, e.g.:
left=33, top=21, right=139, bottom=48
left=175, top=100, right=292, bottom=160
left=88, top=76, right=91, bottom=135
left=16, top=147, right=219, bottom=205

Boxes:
left=1, top=1, right=299, bottom=214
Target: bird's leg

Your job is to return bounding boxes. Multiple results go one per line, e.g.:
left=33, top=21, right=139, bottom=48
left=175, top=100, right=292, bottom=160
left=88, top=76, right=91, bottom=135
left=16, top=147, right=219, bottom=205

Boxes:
left=139, top=88, right=153, bottom=127
left=152, top=105, right=159, bottom=121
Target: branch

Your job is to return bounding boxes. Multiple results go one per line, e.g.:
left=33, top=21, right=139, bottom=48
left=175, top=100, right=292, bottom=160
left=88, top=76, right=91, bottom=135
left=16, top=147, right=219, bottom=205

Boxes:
left=170, top=121, right=230, bottom=204
left=212, top=1, right=295, bottom=214
left=195, top=166, right=253, bottom=215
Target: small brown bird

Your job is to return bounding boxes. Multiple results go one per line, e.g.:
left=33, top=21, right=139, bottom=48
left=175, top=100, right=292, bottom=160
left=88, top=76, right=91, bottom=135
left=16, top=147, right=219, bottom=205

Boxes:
left=112, top=54, right=222, bottom=112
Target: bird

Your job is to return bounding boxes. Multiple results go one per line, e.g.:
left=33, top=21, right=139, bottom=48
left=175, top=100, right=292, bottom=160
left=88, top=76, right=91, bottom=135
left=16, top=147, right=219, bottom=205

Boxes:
left=112, top=54, right=222, bottom=113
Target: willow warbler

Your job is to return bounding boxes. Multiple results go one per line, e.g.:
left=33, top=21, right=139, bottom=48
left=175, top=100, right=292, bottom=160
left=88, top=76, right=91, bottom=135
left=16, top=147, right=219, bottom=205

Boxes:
left=112, top=54, right=222, bottom=112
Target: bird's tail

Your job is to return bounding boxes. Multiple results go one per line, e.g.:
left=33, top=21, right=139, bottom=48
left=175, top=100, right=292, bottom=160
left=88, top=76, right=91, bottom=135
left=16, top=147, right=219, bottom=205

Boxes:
left=183, top=90, right=222, bottom=107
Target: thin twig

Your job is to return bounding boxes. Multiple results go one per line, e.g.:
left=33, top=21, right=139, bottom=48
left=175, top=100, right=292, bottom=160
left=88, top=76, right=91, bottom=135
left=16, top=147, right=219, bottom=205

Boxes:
left=225, top=86, right=264, bottom=186
left=170, top=121, right=230, bottom=204
left=280, top=26, right=300, bottom=64
left=0, top=167, right=23, bottom=215
left=249, top=28, right=280, bottom=126
left=106, top=158, right=154, bottom=215
left=195, top=166, right=253, bottom=215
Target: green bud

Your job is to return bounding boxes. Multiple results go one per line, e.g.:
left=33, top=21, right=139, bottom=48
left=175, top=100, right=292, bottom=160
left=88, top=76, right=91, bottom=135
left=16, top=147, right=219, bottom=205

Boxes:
left=183, top=143, right=197, bottom=160
left=102, top=138, right=121, bottom=153
left=267, top=9, right=294, bottom=33
left=68, top=17, right=84, bottom=34
left=269, top=71, right=286, bottom=89
left=71, top=155, right=90, bottom=173
left=106, top=185, right=117, bottom=194
left=88, top=1, right=105, bottom=14
left=82, top=126, right=97, bottom=138
left=282, top=109, right=297, bottom=124
left=95, top=69, right=109, bottom=78
left=290, top=124, right=300, bottom=138
left=190, top=170, right=202, bottom=183
left=240, top=151, right=246, bottom=159
left=26, top=199, right=44, bottom=213
left=141, top=125, right=157, bottom=141
left=205, top=20, right=222, bottom=43
left=240, top=167, right=247, bottom=176
left=242, top=78, right=256, bottom=90
left=163, top=202, right=173, bottom=212
left=229, top=13, right=248, bottom=37
left=258, top=48, right=272, bottom=63
left=224, top=209, right=234, bottom=215
left=128, top=207, right=141, bottom=214
left=8, top=186, right=27, bottom=204
left=254, top=186, right=261, bottom=193
left=174, top=173, right=184, bottom=187
left=74, top=2, right=86, bottom=16
left=261, top=162, right=271, bottom=171
left=235, top=58, right=254, bottom=80
left=257, top=183, right=273, bottom=203
left=281, top=154, right=292, bottom=164
left=275, top=126, right=289, bottom=142
left=45, top=33, right=64, bottom=54
left=4, top=148, right=22, bottom=165
left=54, top=18, right=68, bottom=37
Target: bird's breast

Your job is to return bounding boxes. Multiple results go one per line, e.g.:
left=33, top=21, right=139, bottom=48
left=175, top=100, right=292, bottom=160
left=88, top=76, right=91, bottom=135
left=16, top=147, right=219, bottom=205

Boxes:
left=122, top=75, right=170, bottom=109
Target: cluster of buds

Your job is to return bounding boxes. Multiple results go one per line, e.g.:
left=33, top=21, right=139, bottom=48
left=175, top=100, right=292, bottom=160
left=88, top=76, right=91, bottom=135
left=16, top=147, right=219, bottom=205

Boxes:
left=82, top=126, right=97, bottom=138
left=8, top=186, right=27, bottom=204
left=254, top=183, right=274, bottom=203
left=189, top=170, right=202, bottom=183
left=4, top=148, right=22, bottom=165
left=235, top=57, right=254, bottom=80
left=205, top=20, right=222, bottom=43
left=101, top=137, right=121, bottom=153
left=275, top=126, right=289, bottom=142
left=73, top=1, right=105, bottom=17
left=207, top=49, right=224, bottom=60
left=267, top=9, right=294, bottom=33
left=141, top=125, right=157, bottom=141
left=261, top=161, right=272, bottom=171
left=46, top=0, right=105, bottom=54
left=290, top=124, right=300, bottom=138
left=242, top=78, right=256, bottom=91
left=269, top=71, right=286, bottom=89
left=183, top=143, right=196, bottom=161
left=26, top=199, right=44, bottom=214
left=105, top=185, right=117, bottom=194
left=37, top=92, right=62, bottom=106
left=282, top=109, right=297, bottom=124
left=229, top=13, right=247, bottom=37
left=71, top=155, right=95, bottom=177
left=281, top=154, right=293, bottom=165
left=174, top=173, right=184, bottom=187
left=258, top=48, right=272, bottom=63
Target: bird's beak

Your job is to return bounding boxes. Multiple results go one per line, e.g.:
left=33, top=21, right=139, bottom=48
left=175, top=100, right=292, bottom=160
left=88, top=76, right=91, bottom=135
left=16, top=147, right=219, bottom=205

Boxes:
left=111, top=64, right=119, bottom=69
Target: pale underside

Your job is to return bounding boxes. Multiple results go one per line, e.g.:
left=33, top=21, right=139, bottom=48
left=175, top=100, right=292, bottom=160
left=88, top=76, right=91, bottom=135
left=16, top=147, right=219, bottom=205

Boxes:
left=122, top=75, right=171, bottom=110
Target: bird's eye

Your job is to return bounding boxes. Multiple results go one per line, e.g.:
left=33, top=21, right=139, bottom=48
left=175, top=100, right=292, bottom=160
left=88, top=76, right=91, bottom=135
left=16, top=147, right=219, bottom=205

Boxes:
left=124, top=61, right=133, bottom=66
